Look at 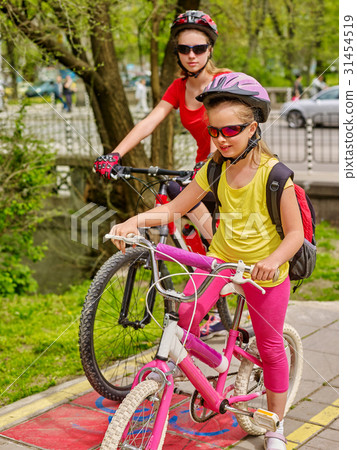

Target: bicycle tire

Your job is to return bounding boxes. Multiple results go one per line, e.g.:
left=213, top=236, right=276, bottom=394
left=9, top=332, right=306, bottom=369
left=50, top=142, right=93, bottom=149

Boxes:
left=216, top=295, right=235, bottom=331
left=79, top=247, right=173, bottom=401
left=233, top=323, right=303, bottom=435
left=100, top=379, right=168, bottom=449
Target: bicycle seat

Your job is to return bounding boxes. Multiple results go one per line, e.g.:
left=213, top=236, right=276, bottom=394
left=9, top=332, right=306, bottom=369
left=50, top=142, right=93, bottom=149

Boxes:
left=219, top=282, right=244, bottom=297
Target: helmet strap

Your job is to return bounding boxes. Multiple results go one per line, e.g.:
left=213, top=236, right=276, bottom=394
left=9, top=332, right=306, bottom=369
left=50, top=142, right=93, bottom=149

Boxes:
left=221, top=127, right=262, bottom=165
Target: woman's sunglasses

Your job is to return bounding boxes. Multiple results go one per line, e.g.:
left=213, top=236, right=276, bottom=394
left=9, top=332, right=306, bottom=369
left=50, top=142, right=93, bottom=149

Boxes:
left=176, top=44, right=210, bottom=55
left=207, top=123, right=251, bottom=138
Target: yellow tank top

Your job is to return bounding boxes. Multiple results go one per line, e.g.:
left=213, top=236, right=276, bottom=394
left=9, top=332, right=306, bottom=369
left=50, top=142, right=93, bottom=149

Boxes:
left=195, top=153, right=293, bottom=287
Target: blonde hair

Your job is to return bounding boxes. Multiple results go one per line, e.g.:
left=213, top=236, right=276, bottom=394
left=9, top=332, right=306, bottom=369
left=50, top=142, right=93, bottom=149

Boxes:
left=204, top=97, right=274, bottom=165
left=174, top=30, right=230, bottom=77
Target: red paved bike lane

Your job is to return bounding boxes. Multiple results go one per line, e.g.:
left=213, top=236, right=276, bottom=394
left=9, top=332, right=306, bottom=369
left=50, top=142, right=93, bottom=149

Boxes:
left=1, top=389, right=247, bottom=449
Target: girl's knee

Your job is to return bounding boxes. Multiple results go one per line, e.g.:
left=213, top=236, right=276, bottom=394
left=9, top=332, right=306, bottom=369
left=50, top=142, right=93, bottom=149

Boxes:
left=257, top=340, right=286, bottom=366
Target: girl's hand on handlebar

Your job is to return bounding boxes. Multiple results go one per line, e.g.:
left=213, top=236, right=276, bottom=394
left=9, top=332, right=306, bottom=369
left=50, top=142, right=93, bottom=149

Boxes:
left=93, top=153, right=122, bottom=179
left=109, top=219, right=139, bottom=254
left=251, top=257, right=280, bottom=282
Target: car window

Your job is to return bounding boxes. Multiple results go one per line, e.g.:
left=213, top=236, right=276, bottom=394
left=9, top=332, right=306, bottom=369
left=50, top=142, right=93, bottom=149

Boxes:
left=316, top=89, right=339, bottom=100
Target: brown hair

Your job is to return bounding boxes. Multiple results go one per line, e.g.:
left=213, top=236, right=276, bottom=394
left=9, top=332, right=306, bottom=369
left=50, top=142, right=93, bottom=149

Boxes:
left=204, top=97, right=274, bottom=165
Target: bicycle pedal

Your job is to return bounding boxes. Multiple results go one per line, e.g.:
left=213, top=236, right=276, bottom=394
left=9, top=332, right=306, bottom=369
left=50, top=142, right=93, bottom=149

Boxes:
left=252, top=409, right=279, bottom=431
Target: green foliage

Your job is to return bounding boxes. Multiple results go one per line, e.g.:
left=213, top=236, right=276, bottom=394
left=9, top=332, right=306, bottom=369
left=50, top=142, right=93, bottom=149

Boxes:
left=1, top=0, right=338, bottom=93
left=0, top=104, right=56, bottom=296
left=205, top=0, right=338, bottom=86
left=291, top=221, right=339, bottom=301
left=0, top=281, right=91, bottom=406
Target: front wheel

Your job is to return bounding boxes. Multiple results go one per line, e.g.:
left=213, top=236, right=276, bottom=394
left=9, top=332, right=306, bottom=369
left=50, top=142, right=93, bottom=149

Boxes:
left=217, top=294, right=237, bottom=331
left=79, top=248, right=172, bottom=401
left=233, top=323, right=303, bottom=435
left=101, top=380, right=168, bottom=450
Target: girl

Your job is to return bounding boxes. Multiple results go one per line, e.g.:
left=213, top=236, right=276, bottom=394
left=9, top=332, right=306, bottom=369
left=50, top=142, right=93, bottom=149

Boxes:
left=109, top=72, right=304, bottom=450
left=95, top=10, right=231, bottom=338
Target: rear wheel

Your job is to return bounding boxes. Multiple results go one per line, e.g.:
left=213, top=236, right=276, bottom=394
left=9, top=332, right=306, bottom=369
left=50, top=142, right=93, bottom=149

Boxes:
left=287, top=110, right=305, bottom=128
left=233, top=323, right=303, bottom=435
left=79, top=248, right=172, bottom=401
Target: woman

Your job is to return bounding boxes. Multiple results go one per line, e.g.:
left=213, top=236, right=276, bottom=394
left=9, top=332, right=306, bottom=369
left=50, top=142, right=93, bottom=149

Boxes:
left=94, top=10, right=231, bottom=338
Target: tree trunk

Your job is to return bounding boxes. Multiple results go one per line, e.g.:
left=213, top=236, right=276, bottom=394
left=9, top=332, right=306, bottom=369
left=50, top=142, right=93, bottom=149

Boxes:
left=5, top=38, right=18, bottom=99
left=149, top=0, right=200, bottom=169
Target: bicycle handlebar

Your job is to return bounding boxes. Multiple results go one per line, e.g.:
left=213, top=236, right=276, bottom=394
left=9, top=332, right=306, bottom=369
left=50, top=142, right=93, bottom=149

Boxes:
left=104, top=234, right=280, bottom=300
left=111, top=165, right=194, bottom=180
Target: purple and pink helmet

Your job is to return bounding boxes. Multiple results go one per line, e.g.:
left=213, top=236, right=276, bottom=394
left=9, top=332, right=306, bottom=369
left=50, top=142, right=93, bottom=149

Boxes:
left=171, top=10, right=218, bottom=45
left=196, top=72, right=271, bottom=122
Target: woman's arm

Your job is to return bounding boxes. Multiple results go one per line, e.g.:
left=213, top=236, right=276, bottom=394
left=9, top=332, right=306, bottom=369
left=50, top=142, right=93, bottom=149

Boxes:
left=112, top=100, right=174, bottom=157
left=252, top=185, right=304, bottom=281
left=109, top=179, right=207, bottom=252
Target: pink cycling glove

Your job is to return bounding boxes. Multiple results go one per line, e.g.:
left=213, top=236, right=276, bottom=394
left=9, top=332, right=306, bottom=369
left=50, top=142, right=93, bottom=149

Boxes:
left=93, top=153, right=122, bottom=179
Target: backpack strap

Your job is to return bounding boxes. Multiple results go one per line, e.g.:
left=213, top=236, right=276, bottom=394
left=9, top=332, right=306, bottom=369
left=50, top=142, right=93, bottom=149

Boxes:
left=207, top=159, right=223, bottom=235
left=266, top=162, right=294, bottom=240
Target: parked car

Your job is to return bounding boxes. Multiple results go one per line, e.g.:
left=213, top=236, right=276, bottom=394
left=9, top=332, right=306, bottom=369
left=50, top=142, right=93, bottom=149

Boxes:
left=280, top=85, right=339, bottom=128
left=25, top=80, right=57, bottom=98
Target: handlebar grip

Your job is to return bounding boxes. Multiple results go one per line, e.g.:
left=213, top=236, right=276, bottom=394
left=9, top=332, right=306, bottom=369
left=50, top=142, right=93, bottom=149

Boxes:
left=250, top=264, right=280, bottom=282
left=273, top=268, right=280, bottom=283
left=105, top=233, right=140, bottom=245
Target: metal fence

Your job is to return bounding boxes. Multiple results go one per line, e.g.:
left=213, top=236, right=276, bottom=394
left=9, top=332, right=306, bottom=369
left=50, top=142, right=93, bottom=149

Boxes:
left=0, top=105, right=338, bottom=172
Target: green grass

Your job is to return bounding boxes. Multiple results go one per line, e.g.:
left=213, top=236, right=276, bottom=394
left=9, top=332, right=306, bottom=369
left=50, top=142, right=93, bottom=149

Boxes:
left=0, top=222, right=338, bottom=407
left=290, top=221, right=339, bottom=301
left=0, top=282, right=91, bottom=407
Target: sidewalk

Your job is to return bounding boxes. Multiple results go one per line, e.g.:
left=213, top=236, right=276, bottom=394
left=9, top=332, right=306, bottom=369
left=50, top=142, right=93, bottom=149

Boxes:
left=0, top=301, right=339, bottom=449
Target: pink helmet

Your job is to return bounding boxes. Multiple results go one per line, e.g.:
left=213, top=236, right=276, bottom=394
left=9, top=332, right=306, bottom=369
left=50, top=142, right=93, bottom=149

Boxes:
left=196, top=72, right=271, bottom=122
left=171, top=10, right=218, bottom=45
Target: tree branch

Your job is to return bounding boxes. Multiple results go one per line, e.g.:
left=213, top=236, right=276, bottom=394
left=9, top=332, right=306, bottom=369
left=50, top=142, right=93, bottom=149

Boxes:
left=1, top=1, right=105, bottom=90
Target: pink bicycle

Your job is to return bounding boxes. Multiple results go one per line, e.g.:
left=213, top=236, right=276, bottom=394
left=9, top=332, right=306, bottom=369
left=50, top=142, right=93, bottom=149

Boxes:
left=100, top=235, right=303, bottom=449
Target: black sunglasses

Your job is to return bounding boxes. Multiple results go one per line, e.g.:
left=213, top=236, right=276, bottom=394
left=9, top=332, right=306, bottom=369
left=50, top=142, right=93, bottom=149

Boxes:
left=207, top=123, right=251, bottom=139
left=176, top=44, right=210, bottom=55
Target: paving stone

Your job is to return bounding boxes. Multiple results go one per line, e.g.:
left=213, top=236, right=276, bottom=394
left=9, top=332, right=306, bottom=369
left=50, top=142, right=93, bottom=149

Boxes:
left=301, top=435, right=339, bottom=449
left=288, top=400, right=330, bottom=422
left=293, top=379, right=322, bottom=404
left=302, top=348, right=338, bottom=383
left=283, top=417, right=306, bottom=436
left=0, top=438, right=33, bottom=449
left=285, top=302, right=338, bottom=329
left=330, top=376, right=339, bottom=388
left=329, top=418, right=339, bottom=430
left=309, top=385, right=339, bottom=405
left=229, top=435, right=264, bottom=449
left=302, top=327, right=338, bottom=354
left=317, top=427, right=339, bottom=442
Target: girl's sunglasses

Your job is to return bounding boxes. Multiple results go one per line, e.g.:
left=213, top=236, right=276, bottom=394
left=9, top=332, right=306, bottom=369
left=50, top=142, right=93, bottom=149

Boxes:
left=207, top=123, right=251, bottom=138
left=176, top=44, right=210, bottom=55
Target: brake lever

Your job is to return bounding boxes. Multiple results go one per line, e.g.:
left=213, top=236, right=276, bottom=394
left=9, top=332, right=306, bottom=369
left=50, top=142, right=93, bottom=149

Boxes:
left=231, top=271, right=266, bottom=295
left=230, top=260, right=266, bottom=295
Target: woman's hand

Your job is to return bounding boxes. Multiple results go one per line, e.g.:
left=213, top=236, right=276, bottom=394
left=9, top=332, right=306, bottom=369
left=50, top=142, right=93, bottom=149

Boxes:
left=109, top=217, right=139, bottom=254
left=251, top=256, right=280, bottom=282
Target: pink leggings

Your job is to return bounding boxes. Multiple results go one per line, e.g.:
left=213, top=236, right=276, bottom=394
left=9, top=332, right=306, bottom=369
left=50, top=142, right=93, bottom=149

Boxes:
left=178, top=268, right=290, bottom=393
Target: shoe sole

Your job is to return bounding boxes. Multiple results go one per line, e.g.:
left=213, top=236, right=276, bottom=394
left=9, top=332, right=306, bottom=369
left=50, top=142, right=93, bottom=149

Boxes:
left=200, top=330, right=227, bottom=341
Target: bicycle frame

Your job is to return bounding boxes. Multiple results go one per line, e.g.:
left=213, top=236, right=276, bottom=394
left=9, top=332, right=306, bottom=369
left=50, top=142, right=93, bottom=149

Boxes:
left=123, top=300, right=265, bottom=449
left=102, top=235, right=283, bottom=448
left=113, top=167, right=201, bottom=331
